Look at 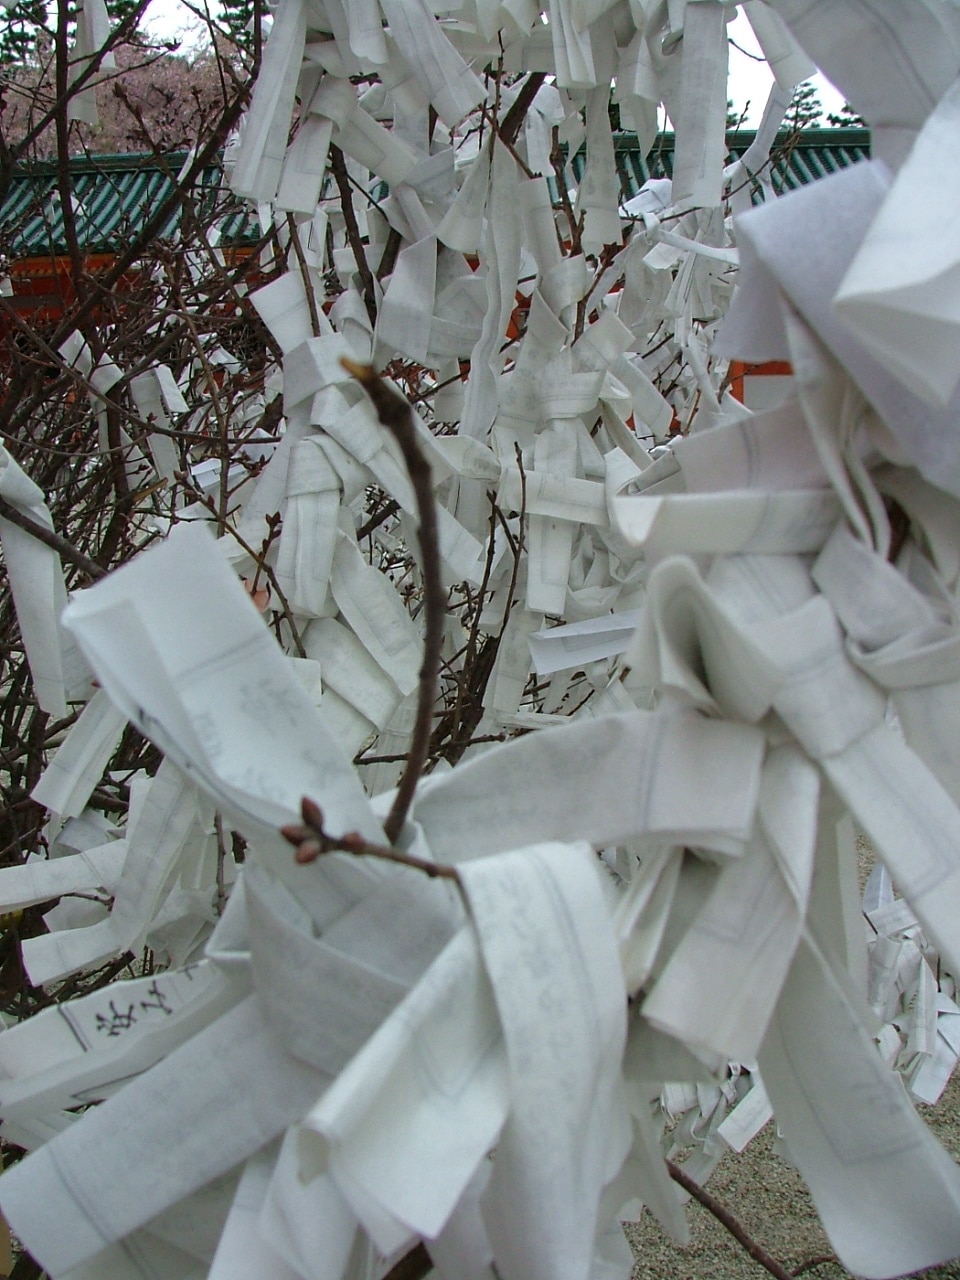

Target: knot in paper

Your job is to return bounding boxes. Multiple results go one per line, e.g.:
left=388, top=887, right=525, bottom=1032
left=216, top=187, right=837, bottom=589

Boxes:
left=749, top=596, right=888, bottom=760
left=814, top=523, right=960, bottom=690
left=245, top=863, right=459, bottom=1075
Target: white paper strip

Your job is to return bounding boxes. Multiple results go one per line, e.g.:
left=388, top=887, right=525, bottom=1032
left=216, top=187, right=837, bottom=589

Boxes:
left=458, top=842, right=630, bottom=1280
left=835, top=77, right=960, bottom=408
left=415, top=709, right=765, bottom=862
left=60, top=522, right=382, bottom=844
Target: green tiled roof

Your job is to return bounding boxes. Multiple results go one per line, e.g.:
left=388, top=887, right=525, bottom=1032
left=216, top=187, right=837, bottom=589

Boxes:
left=576, top=126, right=871, bottom=206
left=0, top=151, right=257, bottom=258
left=1, top=128, right=870, bottom=259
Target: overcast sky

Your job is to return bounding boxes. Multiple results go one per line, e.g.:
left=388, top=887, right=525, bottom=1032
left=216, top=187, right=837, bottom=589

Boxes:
left=726, top=9, right=844, bottom=124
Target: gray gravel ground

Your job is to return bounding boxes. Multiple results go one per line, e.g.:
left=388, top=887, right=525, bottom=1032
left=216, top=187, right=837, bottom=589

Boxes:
left=625, top=1074, right=960, bottom=1280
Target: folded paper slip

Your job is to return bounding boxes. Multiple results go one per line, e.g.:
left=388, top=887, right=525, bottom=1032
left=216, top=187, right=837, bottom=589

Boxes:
left=60, top=522, right=382, bottom=845
left=414, top=709, right=765, bottom=862
left=0, top=998, right=327, bottom=1277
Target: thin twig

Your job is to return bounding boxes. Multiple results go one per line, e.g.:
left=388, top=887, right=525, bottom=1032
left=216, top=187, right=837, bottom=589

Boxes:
left=3, top=0, right=154, bottom=181
left=213, top=812, right=228, bottom=917
left=550, top=126, right=583, bottom=256
left=343, top=1159, right=799, bottom=1280
left=356, top=497, right=401, bottom=543
left=376, top=226, right=403, bottom=282
left=0, top=496, right=106, bottom=581
left=170, top=285, right=233, bottom=533
left=54, top=0, right=85, bottom=293
left=330, top=145, right=378, bottom=326
left=286, top=213, right=322, bottom=337
left=180, top=488, right=307, bottom=658
left=667, top=1160, right=796, bottom=1280
left=0, top=85, right=248, bottom=447
left=444, top=497, right=498, bottom=752
left=498, top=443, right=526, bottom=641
left=282, top=798, right=460, bottom=882
left=341, top=359, right=444, bottom=844
left=356, top=734, right=506, bottom=765
left=792, top=1256, right=838, bottom=1277
left=500, top=72, right=546, bottom=146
